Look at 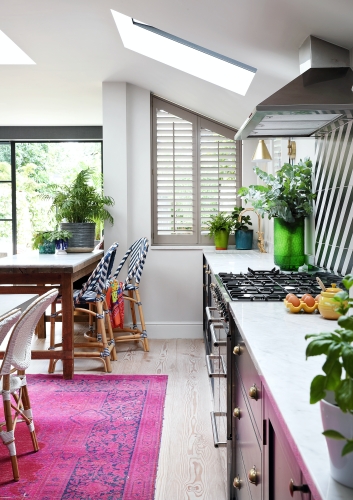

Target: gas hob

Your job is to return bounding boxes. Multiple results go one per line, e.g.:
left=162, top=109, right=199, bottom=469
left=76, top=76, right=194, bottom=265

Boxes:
left=216, top=267, right=343, bottom=302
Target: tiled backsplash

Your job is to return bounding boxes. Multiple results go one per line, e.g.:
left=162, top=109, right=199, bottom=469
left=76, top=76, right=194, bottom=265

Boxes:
left=314, top=121, right=353, bottom=275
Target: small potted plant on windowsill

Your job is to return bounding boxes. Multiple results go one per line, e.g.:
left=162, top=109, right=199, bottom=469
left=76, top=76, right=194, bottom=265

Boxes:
left=231, top=206, right=253, bottom=250
left=305, top=274, right=353, bottom=488
left=205, top=212, right=233, bottom=250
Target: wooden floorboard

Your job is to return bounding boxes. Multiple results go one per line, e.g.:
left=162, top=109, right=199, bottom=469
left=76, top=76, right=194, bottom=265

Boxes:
left=27, top=330, right=227, bottom=500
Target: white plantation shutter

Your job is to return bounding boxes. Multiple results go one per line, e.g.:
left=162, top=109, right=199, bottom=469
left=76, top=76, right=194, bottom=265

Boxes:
left=199, top=118, right=238, bottom=241
left=152, top=97, right=241, bottom=245
left=273, top=138, right=282, bottom=172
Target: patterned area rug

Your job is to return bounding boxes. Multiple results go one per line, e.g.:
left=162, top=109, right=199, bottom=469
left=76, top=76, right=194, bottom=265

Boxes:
left=0, top=374, right=168, bottom=499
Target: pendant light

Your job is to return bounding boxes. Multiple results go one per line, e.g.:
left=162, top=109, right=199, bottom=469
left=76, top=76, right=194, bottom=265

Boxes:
left=252, top=139, right=272, bottom=162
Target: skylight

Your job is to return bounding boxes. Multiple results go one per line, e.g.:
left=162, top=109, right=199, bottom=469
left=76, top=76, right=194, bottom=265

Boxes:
left=0, top=29, right=35, bottom=64
left=111, top=11, right=256, bottom=96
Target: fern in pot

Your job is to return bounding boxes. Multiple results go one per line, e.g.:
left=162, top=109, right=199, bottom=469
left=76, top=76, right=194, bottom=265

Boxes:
left=44, top=169, right=114, bottom=253
left=205, top=212, right=233, bottom=250
left=238, top=158, right=315, bottom=269
left=305, top=274, right=353, bottom=488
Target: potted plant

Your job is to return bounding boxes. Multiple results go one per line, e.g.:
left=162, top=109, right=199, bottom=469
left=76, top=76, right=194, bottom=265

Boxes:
left=50, top=229, right=73, bottom=254
left=231, top=206, right=253, bottom=250
left=44, top=169, right=114, bottom=252
left=238, top=158, right=315, bottom=269
left=205, top=212, right=233, bottom=250
left=305, top=273, right=353, bottom=488
left=32, top=231, right=56, bottom=254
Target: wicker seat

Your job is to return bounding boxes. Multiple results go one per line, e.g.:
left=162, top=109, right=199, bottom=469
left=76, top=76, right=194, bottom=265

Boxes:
left=109, top=237, right=149, bottom=352
left=48, top=242, right=119, bottom=373
left=0, top=289, right=58, bottom=481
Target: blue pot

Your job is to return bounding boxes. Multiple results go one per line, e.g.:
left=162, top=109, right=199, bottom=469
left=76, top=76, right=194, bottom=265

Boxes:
left=235, top=230, right=253, bottom=250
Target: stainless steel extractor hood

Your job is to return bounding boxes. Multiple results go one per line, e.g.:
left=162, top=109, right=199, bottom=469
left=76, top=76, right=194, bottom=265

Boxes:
left=234, top=36, right=353, bottom=139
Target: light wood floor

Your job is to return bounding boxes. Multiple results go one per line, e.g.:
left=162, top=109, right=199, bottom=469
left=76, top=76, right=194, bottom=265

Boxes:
left=28, top=329, right=227, bottom=500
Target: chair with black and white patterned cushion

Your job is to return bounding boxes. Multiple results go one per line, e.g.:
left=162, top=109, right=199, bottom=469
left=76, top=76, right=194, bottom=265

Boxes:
left=48, top=242, right=119, bottom=373
left=109, top=237, right=149, bottom=352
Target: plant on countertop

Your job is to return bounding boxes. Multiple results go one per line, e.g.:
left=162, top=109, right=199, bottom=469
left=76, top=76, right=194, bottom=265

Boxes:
left=43, top=168, right=114, bottom=225
left=205, top=212, right=233, bottom=237
left=231, top=206, right=252, bottom=231
left=305, top=273, right=353, bottom=456
left=32, top=229, right=72, bottom=249
left=238, top=158, right=315, bottom=223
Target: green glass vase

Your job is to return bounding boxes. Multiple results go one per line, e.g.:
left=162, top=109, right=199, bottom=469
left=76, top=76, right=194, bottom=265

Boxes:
left=273, top=218, right=305, bottom=271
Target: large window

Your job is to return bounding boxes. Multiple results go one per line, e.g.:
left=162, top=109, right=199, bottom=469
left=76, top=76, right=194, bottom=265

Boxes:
left=0, top=141, right=102, bottom=255
left=152, top=97, right=241, bottom=245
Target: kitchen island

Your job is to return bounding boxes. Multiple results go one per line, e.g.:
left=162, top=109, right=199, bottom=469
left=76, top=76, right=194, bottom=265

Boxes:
left=204, top=249, right=351, bottom=500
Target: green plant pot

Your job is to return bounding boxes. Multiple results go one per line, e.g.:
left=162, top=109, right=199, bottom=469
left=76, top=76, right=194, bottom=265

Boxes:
left=214, top=230, right=229, bottom=250
left=235, top=229, right=253, bottom=250
left=38, top=241, right=55, bottom=254
left=274, top=217, right=305, bottom=271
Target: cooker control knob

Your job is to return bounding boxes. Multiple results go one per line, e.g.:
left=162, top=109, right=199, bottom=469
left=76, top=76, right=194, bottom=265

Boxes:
left=233, top=345, right=241, bottom=355
left=233, top=475, right=241, bottom=489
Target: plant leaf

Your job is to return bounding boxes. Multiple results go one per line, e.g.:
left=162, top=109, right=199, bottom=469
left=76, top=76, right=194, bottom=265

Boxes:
left=336, top=379, right=353, bottom=413
left=338, top=316, right=353, bottom=330
left=342, top=441, right=353, bottom=456
left=306, top=339, right=334, bottom=358
left=322, top=430, right=346, bottom=440
left=325, top=360, right=342, bottom=391
left=310, top=375, right=327, bottom=404
left=343, top=274, right=353, bottom=290
left=342, top=346, right=353, bottom=378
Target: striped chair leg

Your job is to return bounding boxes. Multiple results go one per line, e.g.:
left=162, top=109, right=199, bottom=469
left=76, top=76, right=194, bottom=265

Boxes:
left=96, top=302, right=112, bottom=373
left=1, top=375, right=19, bottom=481
left=103, top=298, right=117, bottom=361
left=18, top=374, right=39, bottom=452
left=135, top=289, right=149, bottom=352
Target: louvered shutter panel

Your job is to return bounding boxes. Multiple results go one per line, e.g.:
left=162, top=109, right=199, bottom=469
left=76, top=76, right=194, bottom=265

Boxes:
left=273, top=138, right=282, bottom=172
left=199, top=119, right=239, bottom=239
left=153, top=99, right=197, bottom=244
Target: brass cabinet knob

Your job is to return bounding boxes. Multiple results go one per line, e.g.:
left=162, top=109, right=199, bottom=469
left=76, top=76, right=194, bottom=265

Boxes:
left=233, top=345, right=241, bottom=355
left=248, top=465, right=258, bottom=485
left=233, top=407, right=241, bottom=419
left=289, top=479, right=309, bottom=496
left=233, top=475, right=241, bottom=489
left=205, top=270, right=211, bottom=274
left=249, top=384, right=258, bottom=400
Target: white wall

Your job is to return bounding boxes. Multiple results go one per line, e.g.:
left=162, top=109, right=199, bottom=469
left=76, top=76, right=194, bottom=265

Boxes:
left=103, top=83, right=203, bottom=339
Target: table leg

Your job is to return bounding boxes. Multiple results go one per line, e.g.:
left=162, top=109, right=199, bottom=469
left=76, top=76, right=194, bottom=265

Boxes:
left=61, top=274, right=74, bottom=379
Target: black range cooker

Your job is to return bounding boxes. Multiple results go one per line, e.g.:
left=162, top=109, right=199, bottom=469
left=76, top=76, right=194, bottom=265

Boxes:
left=216, top=267, right=343, bottom=302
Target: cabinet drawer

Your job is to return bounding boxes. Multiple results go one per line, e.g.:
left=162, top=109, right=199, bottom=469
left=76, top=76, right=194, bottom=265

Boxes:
left=233, top=333, right=262, bottom=435
left=233, top=379, right=262, bottom=500
left=233, top=445, right=251, bottom=500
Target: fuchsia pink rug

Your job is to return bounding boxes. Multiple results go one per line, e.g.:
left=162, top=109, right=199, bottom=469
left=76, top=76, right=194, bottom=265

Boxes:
left=0, top=374, right=168, bottom=499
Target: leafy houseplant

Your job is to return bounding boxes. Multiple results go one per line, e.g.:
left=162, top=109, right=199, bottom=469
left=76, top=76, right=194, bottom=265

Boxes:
left=32, top=229, right=72, bottom=254
left=238, top=158, right=315, bottom=269
left=44, top=169, right=114, bottom=252
left=231, top=206, right=253, bottom=250
left=305, top=274, right=353, bottom=487
left=205, top=212, right=233, bottom=250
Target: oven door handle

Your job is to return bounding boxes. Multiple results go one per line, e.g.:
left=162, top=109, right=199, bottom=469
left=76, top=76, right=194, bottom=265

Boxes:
left=210, top=411, right=227, bottom=447
left=210, top=323, right=227, bottom=347
left=206, top=354, right=227, bottom=377
left=206, top=306, right=221, bottom=323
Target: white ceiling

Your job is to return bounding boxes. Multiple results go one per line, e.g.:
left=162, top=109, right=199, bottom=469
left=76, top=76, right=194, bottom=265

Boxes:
left=0, top=0, right=352, bottom=128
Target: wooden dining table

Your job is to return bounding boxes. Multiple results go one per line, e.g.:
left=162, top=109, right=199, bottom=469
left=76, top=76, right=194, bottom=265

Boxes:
left=0, top=251, right=103, bottom=380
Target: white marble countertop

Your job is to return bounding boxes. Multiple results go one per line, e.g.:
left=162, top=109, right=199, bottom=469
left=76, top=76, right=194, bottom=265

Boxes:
left=0, top=250, right=103, bottom=273
left=203, top=249, right=352, bottom=500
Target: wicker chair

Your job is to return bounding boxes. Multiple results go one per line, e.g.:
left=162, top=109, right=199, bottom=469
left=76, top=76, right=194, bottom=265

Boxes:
left=0, top=289, right=58, bottom=481
left=109, top=237, right=149, bottom=352
left=48, top=242, right=119, bottom=373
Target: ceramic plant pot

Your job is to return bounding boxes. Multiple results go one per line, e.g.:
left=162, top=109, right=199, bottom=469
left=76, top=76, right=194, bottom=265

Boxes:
left=235, top=229, right=253, bottom=250
left=273, top=217, right=305, bottom=271
left=55, top=238, right=69, bottom=255
left=38, top=241, right=55, bottom=254
left=214, top=230, right=229, bottom=250
left=61, top=222, right=95, bottom=253
left=321, top=393, right=353, bottom=488
left=318, top=284, right=343, bottom=320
